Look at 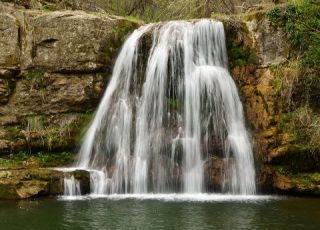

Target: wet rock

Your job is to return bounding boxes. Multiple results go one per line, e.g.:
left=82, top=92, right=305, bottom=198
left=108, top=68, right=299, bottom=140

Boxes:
left=204, top=156, right=225, bottom=192
left=258, top=166, right=320, bottom=196
left=0, top=168, right=90, bottom=199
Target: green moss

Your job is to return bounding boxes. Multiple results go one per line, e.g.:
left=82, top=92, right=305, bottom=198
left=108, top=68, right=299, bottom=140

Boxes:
left=291, top=173, right=320, bottom=186
left=125, top=15, right=144, bottom=24
left=0, top=158, right=22, bottom=168
left=166, top=98, right=181, bottom=111
left=35, top=151, right=73, bottom=167
left=227, top=41, right=258, bottom=69
left=0, top=151, right=74, bottom=168
left=24, top=70, right=45, bottom=80
left=278, top=144, right=319, bottom=173
left=114, top=20, right=138, bottom=42
left=100, top=20, right=138, bottom=63
left=274, top=165, right=287, bottom=174
left=6, top=126, right=22, bottom=139
left=75, top=112, right=94, bottom=145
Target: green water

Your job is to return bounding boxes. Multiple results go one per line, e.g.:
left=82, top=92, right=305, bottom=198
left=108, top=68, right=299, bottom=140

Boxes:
left=0, top=196, right=320, bottom=230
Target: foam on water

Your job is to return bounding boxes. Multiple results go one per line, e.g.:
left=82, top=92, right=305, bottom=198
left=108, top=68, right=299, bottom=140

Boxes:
left=59, top=194, right=280, bottom=202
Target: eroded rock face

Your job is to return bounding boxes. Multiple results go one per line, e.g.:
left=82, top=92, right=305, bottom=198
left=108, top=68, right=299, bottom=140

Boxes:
left=245, top=12, right=289, bottom=67
left=0, top=3, right=139, bottom=156
left=226, top=11, right=319, bottom=196
left=0, top=14, right=20, bottom=68
left=1, top=72, right=105, bottom=115
left=25, top=11, right=133, bottom=72
left=258, top=166, right=320, bottom=196
left=0, top=168, right=90, bottom=199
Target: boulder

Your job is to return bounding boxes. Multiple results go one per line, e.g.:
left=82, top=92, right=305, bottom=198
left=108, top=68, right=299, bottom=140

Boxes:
left=22, top=11, right=138, bottom=72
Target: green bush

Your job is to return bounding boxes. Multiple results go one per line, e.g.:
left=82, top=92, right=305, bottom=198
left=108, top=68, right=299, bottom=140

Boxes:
left=267, top=0, right=320, bottom=71
left=268, top=0, right=320, bottom=109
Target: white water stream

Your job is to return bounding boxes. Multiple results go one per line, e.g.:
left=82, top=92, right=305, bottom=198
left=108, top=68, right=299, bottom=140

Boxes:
left=64, top=19, right=256, bottom=196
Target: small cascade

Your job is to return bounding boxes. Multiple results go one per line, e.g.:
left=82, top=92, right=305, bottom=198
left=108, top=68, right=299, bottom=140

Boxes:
left=64, top=176, right=81, bottom=197
left=69, top=19, right=256, bottom=196
left=90, top=170, right=109, bottom=194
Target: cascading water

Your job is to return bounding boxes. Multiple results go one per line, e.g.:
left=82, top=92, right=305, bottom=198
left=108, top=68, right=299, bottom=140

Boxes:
left=64, top=175, right=81, bottom=197
left=69, top=19, right=256, bottom=196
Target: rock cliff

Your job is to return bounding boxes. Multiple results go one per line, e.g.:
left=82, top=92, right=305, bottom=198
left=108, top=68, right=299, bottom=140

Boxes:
left=0, top=1, right=318, bottom=198
left=222, top=8, right=319, bottom=196
left=0, top=2, right=139, bottom=155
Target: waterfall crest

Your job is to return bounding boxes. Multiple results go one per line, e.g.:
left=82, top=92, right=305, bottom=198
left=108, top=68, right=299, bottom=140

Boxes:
left=74, top=19, right=256, bottom=195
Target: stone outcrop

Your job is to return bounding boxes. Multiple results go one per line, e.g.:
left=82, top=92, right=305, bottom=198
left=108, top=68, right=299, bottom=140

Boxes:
left=223, top=10, right=319, bottom=196
left=0, top=2, right=139, bottom=155
left=0, top=168, right=90, bottom=199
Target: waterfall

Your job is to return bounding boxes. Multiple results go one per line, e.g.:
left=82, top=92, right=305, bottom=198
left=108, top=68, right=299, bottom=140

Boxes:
left=72, top=19, right=256, bottom=195
left=64, top=176, right=81, bottom=197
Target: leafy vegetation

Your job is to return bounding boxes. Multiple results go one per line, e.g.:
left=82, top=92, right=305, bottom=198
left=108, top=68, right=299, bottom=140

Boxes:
left=24, top=70, right=45, bottom=80
left=0, top=151, right=73, bottom=168
left=227, top=41, right=258, bottom=68
left=267, top=0, right=320, bottom=108
left=3, top=0, right=274, bottom=21
left=267, top=1, right=320, bottom=164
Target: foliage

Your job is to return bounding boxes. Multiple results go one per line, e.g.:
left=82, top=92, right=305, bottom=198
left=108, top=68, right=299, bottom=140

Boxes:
left=118, top=0, right=273, bottom=21
left=268, top=1, right=320, bottom=157
left=275, top=165, right=287, bottom=174
left=24, top=70, right=45, bottom=80
left=278, top=105, right=320, bottom=165
left=16, top=151, right=29, bottom=160
left=267, top=0, right=320, bottom=80
left=227, top=41, right=258, bottom=68
left=35, top=151, right=72, bottom=167
left=0, top=151, right=73, bottom=168
left=0, top=158, right=22, bottom=168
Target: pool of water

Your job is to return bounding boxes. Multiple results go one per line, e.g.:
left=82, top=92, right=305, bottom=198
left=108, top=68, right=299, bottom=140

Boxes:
left=1, top=194, right=319, bottom=230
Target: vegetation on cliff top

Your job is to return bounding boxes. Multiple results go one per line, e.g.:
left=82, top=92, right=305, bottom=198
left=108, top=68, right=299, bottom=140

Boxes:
left=4, top=0, right=284, bottom=21
left=267, top=0, right=320, bottom=173
left=268, top=2, right=320, bottom=117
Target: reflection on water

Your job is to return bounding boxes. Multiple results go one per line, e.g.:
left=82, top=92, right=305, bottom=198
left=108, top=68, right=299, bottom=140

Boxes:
left=0, top=197, right=320, bottom=230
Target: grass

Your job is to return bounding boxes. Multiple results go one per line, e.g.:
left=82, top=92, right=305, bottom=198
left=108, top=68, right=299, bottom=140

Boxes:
left=0, top=151, right=74, bottom=168
left=227, top=40, right=258, bottom=69
left=24, top=70, right=45, bottom=80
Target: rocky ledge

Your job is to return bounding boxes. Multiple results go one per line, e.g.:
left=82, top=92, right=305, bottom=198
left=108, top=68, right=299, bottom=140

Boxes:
left=0, top=168, right=90, bottom=199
